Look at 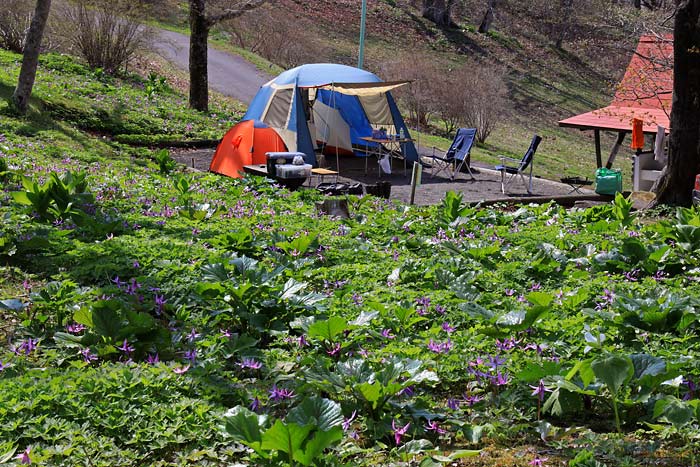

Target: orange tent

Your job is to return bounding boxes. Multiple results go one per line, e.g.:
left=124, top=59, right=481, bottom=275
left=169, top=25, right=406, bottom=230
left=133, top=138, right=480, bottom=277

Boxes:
left=209, top=120, right=287, bottom=178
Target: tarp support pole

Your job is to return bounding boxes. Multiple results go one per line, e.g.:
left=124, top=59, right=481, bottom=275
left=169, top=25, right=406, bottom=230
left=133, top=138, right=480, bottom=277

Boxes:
left=594, top=129, right=602, bottom=168
left=606, top=131, right=626, bottom=169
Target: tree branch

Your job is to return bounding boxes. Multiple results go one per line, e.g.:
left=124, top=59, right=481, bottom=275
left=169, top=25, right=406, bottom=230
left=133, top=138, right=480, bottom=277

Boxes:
left=205, top=0, right=269, bottom=27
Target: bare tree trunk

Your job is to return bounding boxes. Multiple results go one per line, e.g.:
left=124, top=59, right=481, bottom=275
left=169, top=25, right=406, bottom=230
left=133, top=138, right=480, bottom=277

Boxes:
left=555, top=0, right=574, bottom=49
left=422, top=0, right=454, bottom=26
left=187, top=0, right=268, bottom=112
left=654, top=0, right=700, bottom=206
left=478, top=0, right=497, bottom=33
left=12, top=0, right=52, bottom=115
left=189, top=0, right=209, bottom=112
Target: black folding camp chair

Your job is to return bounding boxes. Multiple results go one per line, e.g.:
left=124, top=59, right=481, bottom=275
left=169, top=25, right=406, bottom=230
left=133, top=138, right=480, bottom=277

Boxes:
left=428, top=128, right=476, bottom=180
left=495, top=135, right=542, bottom=194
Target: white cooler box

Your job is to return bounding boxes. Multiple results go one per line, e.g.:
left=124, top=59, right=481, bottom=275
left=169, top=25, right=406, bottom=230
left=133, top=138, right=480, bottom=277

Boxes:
left=276, top=164, right=312, bottom=179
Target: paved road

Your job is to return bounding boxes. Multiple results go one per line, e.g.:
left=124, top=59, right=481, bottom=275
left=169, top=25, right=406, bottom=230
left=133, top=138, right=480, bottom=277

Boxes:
left=152, top=29, right=272, bottom=105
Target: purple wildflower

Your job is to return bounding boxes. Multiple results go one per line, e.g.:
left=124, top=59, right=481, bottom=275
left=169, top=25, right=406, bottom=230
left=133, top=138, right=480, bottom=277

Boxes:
left=342, top=410, right=357, bottom=431
left=17, top=447, right=31, bottom=465
left=624, top=268, right=640, bottom=282
left=493, top=372, right=509, bottom=386
left=124, top=278, right=141, bottom=295
left=446, top=398, right=460, bottom=410
left=173, top=365, right=190, bottom=374
left=529, top=379, right=550, bottom=402
left=529, top=456, right=548, bottom=466
left=522, top=342, right=547, bottom=354
left=392, top=420, right=410, bottom=445
left=80, top=348, right=98, bottom=363
left=597, top=289, right=615, bottom=309
left=425, top=420, right=446, bottom=435
left=184, top=349, right=197, bottom=364
left=146, top=353, right=160, bottom=364
left=415, top=296, right=431, bottom=314
left=381, top=329, right=395, bottom=339
left=399, top=385, right=415, bottom=397
left=684, top=377, right=697, bottom=401
left=530, top=282, right=542, bottom=291
left=186, top=328, right=200, bottom=343
left=298, top=334, right=308, bottom=347
left=0, top=361, right=6, bottom=372
left=495, top=338, right=518, bottom=352
left=434, top=304, right=446, bottom=315
left=326, top=343, right=342, bottom=357
left=66, top=323, right=86, bottom=334
left=14, top=338, right=38, bottom=356
left=133, top=260, right=140, bottom=269
left=239, top=358, right=262, bottom=370
left=117, top=339, right=135, bottom=355
left=250, top=396, right=262, bottom=412
left=352, top=292, right=364, bottom=305
left=221, top=329, right=232, bottom=338
left=488, top=355, right=506, bottom=369
left=154, top=294, right=166, bottom=315
left=268, top=385, right=295, bottom=402
left=427, top=338, right=453, bottom=354
left=441, top=322, right=455, bottom=333
left=463, top=394, right=483, bottom=406
left=504, top=288, right=516, bottom=296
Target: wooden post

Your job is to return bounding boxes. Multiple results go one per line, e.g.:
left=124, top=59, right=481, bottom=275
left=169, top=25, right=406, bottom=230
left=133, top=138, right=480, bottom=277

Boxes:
left=409, top=162, right=422, bottom=205
left=606, top=132, right=626, bottom=169
left=594, top=129, right=602, bottom=168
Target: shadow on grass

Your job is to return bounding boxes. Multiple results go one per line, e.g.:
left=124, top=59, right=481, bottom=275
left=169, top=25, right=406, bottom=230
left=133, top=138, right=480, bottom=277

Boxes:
left=0, top=81, right=125, bottom=157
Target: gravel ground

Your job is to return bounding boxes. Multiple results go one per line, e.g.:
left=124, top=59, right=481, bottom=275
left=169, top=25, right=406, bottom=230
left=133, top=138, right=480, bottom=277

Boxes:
left=172, top=148, right=595, bottom=206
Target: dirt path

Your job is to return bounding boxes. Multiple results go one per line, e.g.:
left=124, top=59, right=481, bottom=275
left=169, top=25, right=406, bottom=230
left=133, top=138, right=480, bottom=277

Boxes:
left=151, top=29, right=272, bottom=104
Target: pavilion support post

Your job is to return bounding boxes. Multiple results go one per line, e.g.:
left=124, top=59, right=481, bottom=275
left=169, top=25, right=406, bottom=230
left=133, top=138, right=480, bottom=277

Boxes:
left=594, top=130, right=602, bottom=168
left=606, top=131, right=626, bottom=169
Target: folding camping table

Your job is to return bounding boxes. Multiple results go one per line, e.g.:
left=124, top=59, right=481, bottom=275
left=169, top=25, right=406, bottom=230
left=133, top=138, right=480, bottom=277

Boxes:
left=560, top=176, right=593, bottom=194
left=359, top=136, right=412, bottom=177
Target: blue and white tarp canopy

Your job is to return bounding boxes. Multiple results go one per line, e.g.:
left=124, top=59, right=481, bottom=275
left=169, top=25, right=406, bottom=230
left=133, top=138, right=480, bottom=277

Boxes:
left=243, top=63, right=418, bottom=167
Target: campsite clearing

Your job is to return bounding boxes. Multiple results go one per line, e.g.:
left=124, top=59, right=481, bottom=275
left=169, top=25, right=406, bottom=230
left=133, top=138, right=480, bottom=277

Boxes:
left=174, top=148, right=592, bottom=205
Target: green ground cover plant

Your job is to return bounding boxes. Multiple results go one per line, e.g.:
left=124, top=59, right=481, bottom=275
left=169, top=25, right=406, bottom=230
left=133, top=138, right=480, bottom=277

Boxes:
left=2, top=51, right=700, bottom=467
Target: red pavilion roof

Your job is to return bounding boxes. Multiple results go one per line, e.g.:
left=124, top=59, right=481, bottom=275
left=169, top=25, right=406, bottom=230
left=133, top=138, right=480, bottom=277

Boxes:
left=558, top=35, right=673, bottom=134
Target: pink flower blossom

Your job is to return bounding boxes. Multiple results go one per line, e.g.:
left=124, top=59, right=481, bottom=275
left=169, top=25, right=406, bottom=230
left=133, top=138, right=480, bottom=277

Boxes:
left=392, top=419, right=410, bottom=445
left=425, top=420, right=446, bottom=435
left=173, top=365, right=190, bottom=374
left=17, top=446, right=31, bottom=464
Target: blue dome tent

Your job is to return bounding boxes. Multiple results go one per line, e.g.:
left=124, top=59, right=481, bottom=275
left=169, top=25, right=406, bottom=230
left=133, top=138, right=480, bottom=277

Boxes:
left=242, top=63, right=418, bottom=168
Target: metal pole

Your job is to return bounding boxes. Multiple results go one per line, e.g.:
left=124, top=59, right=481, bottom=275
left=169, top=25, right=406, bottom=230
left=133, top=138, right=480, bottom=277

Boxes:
left=358, top=0, right=367, bottom=69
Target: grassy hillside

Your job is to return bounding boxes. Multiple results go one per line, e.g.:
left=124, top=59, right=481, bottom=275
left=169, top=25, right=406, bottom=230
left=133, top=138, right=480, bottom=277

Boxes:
left=159, top=0, right=649, bottom=181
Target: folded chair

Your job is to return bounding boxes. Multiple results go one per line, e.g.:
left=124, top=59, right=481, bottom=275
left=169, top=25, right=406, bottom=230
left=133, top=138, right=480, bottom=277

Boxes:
left=429, top=128, right=476, bottom=180
left=495, top=134, right=542, bottom=194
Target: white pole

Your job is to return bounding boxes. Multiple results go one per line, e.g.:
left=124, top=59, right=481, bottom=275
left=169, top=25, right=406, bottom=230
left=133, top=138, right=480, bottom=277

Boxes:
left=358, top=0, right=367, bottom=69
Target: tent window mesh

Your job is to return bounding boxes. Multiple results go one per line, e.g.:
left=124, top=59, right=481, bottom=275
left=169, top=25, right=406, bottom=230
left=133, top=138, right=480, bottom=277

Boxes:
left=263, top=89, right=293, bottom=128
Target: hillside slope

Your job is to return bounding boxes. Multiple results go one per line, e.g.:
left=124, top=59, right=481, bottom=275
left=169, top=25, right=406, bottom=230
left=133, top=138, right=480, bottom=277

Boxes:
left=200, top=0, right=660, bottom=179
